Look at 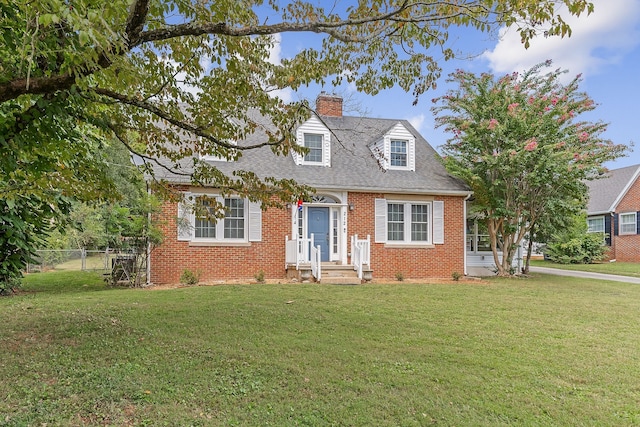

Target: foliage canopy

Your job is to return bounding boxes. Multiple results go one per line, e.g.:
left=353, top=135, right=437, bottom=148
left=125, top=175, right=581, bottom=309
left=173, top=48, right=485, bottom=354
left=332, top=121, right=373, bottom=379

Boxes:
left=1, top=0, right=598, bottom=287
left=432, top=62, right=626, bottom=275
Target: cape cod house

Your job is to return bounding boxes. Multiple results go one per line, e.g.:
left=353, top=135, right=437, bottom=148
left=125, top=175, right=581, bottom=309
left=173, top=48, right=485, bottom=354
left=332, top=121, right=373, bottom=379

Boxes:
left=149, top=94, right=472, bottom=284
left=586, top=163, right=640, bottom=262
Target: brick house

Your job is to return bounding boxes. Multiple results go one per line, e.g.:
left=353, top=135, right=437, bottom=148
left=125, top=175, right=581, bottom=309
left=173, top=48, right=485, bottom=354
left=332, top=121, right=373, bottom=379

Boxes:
left=586, top=164, right=640, bottom=262
left=149, top=94, right=472, bottom=284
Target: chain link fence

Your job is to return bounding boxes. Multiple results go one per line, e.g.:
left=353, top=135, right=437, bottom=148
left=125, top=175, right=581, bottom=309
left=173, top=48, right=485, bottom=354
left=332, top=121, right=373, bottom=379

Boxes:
left=26, top=249, right=148, bottom=286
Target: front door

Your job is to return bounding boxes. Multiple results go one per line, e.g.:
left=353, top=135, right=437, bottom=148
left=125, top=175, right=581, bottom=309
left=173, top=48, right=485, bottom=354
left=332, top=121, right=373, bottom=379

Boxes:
left=308, top=207, right=330, bottom=261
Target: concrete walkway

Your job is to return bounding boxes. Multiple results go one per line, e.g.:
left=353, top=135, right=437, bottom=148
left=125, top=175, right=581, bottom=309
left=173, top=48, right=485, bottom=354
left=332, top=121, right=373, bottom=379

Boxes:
left=528, top=266, right=640, bottom=284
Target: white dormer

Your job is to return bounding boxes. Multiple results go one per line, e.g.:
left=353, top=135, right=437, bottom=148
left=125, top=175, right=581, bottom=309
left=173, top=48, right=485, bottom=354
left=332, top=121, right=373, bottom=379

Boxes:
left=199, top=138, right=237, bottom=162
left=292, top=116, right=332, bottom=167
left=370, top=123, right=416, bottom=171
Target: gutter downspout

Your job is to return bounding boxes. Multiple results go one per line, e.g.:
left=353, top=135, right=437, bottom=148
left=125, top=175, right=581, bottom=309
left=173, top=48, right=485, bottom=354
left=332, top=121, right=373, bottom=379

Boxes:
left=146, top=183, right=152, bottom=287
left=463, top=193, right=472, bottom=276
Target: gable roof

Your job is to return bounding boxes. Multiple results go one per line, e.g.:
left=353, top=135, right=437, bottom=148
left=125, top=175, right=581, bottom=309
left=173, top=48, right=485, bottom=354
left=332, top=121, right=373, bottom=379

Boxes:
left=153, top=114, right=471, bottom=196
left=586, top=164, right=640, bottom=215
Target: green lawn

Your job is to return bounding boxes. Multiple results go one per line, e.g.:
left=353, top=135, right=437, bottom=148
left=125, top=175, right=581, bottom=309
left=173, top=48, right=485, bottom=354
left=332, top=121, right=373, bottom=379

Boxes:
left=530, top=259, right=640, bottom=278
left=2, top=271, right=640, bottom=426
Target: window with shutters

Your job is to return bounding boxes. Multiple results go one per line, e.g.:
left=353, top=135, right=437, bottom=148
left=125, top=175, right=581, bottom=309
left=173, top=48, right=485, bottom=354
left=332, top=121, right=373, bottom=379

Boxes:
left=619, top=212, right=637, bottom=235
left=385, top=201, right=430, bottom=244
left=178, top=193, right=261, bottom=244
left=194, top=196, right=246, bottom=242
left=375, top=198, right=443, bottom=245
left=587, top=216, right=604, bottom=233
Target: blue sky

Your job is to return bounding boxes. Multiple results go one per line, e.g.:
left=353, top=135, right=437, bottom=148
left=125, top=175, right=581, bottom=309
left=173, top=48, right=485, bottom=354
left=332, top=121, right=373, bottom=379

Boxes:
left=268, top=0, right=640, bottom=170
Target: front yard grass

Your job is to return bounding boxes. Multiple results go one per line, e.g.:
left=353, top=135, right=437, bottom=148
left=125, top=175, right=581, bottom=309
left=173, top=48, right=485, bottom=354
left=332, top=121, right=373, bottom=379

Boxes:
left=530, top=259, right=640, bottom=278
left=2, top=271, right=639, bottom=425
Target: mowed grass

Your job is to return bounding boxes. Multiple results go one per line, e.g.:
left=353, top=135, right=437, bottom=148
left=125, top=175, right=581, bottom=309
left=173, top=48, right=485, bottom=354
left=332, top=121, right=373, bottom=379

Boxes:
left=2, top=272, right=640, bottom=426
left=530, top=259, right=640, bottom=278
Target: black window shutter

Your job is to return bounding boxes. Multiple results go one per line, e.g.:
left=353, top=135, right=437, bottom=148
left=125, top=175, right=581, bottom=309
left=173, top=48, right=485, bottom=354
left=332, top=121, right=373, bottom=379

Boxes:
left=637, top=211, right=640, bottom=234
left=613, top=214, right=619, bottom=236
left=604, top=215, right=612, bottom=246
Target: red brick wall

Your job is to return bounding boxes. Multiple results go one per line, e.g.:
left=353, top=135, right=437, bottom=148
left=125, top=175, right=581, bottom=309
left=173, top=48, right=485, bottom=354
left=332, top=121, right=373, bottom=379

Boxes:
left=613, top=175, right=640, bottom=262
left=150, top=195, right=290, bottom=284
left=151, top=190, right=467, bottom=284
left=347, top=192, right=466, bottom=280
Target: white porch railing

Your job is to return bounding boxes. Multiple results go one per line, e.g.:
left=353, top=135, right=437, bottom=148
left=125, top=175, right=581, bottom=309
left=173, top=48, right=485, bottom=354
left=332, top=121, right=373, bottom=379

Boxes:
left=285, top=234, right=317, bottom=269
left=351, top=234, right=371, bottom=279
left=310, top=242, right=321, bottom=281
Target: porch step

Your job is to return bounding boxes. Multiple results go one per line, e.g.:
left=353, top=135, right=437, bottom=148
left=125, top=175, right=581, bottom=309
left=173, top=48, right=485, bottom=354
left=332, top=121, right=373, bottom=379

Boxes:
left=319, top=265, right=361, bottom=285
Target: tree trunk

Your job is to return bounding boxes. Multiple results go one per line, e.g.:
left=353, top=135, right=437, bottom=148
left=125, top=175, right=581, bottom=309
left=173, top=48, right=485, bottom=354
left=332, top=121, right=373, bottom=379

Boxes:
left=523, top=232, right=534, bottom=274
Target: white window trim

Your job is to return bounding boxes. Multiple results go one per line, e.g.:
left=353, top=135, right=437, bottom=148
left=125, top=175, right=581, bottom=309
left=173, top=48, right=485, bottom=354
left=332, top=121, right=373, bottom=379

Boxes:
left=619, top=212, right=637, bottom=235
left=384, top=200, right=432, bottom=245
left=302, top=133, right=325, bottom=164
left=587, top=216, right=605, bottom=233
left=370, top=123, right=416, bottom=171
left=177, top=193, right=262, bottom=243
left=293, top=116, right=332, bottom=167
left=375, top=198, right=443, bottom=245
left=389, top=139, right=409, bottom=170
left=193, top=195, right=247, bottom=243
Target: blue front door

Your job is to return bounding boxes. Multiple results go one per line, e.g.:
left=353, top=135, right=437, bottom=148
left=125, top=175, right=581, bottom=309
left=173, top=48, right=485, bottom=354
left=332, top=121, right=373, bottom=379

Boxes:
left=308, top=207, right=330, bottom=261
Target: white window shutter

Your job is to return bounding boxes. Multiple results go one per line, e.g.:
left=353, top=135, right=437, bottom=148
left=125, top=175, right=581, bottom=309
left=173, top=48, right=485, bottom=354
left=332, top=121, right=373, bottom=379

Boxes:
left=433, top=200, right=444, bottom=244
left=323, top=130, right=331, bottom=167
left=177, top=193, right=194, bottom=241
left=375, top=198, right=387, bottom=243
left=292, top=129, right=303, bottom=165
left=408, top=137, right=416, bottom=171
left=248, top=200, right=262, bottom=242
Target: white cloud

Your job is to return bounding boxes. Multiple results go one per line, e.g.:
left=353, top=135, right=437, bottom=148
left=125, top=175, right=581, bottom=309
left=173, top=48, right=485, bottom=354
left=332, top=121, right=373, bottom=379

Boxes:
left=267, top=33, right=283, bottom=65
left=483, top=0, right=640, bottom=78
left=408, top=113, right=426, bottom=134
left=265, top=33, right=294, bottom=103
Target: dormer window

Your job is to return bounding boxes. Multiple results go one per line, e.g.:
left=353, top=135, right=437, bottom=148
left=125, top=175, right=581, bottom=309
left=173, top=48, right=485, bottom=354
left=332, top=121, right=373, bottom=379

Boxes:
left=369, top=123, right=416, bottom=171
left=293, top=116, right=332, bottom=167
left=304, top=133, right=324, bottom=163
left=198, top=137, right=237, bottom=162
left=390, top=140, right=408, bottom=167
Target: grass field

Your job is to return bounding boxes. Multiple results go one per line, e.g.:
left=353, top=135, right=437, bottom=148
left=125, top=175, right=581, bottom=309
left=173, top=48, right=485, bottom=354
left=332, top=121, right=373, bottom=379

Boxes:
left=530, top=259, right=640, bottom=278
left=2, top=271, right=640, bottom=426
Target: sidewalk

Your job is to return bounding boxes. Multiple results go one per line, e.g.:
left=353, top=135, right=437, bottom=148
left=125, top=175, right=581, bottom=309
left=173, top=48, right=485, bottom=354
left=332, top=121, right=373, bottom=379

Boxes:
left=528, top=266, right=640, bottom=284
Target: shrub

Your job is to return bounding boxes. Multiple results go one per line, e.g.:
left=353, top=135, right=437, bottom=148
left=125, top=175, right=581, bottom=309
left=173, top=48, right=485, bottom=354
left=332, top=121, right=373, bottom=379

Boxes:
left=254, top=270, right=265, bottom=283
left=545, top=214, right=608, bottom=264
left=0, top=277, right=22, bottom=296
left=180, top=269, right=200, bottom=286
left=395, top=272, right=404, bottom=282
left=451, top=271, right=462, bottom=281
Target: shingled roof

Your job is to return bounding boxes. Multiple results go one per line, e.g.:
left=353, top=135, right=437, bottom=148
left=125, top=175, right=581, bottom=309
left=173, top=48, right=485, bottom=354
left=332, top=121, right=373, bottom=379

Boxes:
left=153, top=114, right=471, bottom=196
left=586, top=164, right=640, bottom=214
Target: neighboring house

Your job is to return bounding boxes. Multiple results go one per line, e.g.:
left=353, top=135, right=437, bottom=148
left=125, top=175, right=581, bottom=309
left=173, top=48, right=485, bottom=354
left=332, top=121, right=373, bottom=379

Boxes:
left=149, top=93, right=472, bottom=284
left=586, top=164, right=640, bottom=262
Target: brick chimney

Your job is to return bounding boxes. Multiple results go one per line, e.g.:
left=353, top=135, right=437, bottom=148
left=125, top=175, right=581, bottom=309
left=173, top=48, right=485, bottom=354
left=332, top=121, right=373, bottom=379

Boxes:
left=316, top=92, right=343, bottom=117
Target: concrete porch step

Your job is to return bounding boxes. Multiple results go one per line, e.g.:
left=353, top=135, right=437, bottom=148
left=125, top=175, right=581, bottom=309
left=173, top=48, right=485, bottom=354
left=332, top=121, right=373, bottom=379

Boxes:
left=318, top=265, right=361, bottom=284
left=320, top=276, right=362, bottom=285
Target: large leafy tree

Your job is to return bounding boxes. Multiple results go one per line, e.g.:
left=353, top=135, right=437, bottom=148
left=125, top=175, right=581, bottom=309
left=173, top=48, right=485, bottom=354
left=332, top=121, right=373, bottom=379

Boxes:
left=2, top=0, right=597, bottom=201
left=0, top=0, right=597, bottom=288
left=432, top=62, right=626, bottom=276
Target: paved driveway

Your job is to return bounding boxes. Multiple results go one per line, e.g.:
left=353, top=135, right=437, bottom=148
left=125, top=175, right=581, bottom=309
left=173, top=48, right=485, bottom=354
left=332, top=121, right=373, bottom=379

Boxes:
left=529, top=266, right=640, bottom=284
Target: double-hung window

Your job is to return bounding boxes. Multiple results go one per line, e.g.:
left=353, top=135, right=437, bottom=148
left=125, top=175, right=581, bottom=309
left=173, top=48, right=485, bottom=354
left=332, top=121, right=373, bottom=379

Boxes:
left=303, top=133, right=323, bottom=163
left=619, top=212, right=637, bottom=235
left=387, top=202, right=430, bottom=243
left=390, top=140, right=408, bottom=167
left=195, top=198, right=217, bottom=238
left=194, top=196, right=246, bottom=241
left=587, top=216, right=604, bottom=233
